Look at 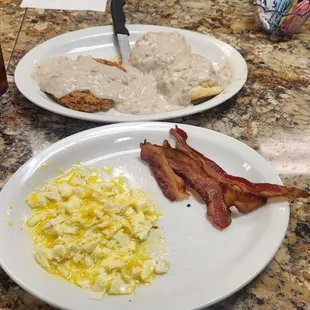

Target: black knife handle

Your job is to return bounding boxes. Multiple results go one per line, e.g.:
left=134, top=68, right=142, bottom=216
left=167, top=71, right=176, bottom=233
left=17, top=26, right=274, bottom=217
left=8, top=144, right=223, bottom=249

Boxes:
left=111, top=0, right=129, bottom=35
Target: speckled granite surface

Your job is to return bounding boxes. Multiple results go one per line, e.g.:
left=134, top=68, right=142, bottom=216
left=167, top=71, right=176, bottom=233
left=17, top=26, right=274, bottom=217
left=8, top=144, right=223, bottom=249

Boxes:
left=0, top=0, right=25, bottom=66
left=1, top=0, right=310, bottom=309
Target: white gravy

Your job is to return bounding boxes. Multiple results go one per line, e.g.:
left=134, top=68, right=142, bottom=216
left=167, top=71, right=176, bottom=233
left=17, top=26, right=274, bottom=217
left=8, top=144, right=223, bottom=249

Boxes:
left=32, top=32, right=229, bottom=115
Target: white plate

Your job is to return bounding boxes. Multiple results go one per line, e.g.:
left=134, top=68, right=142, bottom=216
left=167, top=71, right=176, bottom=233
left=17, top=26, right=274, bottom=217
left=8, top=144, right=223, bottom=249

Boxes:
left=0, top=123, right=288, bottom=310
left=15, top=25, right=247, bottom=123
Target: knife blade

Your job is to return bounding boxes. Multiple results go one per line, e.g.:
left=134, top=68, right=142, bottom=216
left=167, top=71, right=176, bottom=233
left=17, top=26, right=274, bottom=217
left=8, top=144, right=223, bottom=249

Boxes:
left=111, top=0, right=131, bottom=63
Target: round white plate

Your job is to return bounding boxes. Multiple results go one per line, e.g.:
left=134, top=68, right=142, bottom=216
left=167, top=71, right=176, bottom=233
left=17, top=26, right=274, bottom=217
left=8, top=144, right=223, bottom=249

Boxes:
left=0, top=123, right=288, bottom=310
left=15, top=25, right=247, bottom=123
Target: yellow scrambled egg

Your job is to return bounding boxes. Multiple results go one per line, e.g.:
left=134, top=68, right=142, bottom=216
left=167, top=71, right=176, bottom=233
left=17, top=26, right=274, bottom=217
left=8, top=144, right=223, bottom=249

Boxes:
left=25, top=166, right=169, bottom=298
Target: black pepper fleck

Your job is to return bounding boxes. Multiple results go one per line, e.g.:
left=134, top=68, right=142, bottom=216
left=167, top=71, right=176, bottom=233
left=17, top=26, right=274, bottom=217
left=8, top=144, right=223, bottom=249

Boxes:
left=187, top=204, right=191, bottom=207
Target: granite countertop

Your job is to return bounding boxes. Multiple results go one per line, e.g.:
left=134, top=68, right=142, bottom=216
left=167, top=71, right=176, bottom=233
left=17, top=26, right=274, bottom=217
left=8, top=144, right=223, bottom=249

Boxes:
left=0, top=0, right=310, bottom=309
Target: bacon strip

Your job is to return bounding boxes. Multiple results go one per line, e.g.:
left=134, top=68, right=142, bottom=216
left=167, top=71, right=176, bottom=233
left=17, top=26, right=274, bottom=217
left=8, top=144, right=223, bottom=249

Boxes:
left=160, top=142, right=231, bottom=229
left=221, top=184, right=267, bottom=213
left=170, top=126, right=309, bottom=199
left=163, top=140, right=264, bottom=217
left=140, top=141, right=189, bottom=201
left=164, top=138, right=267, bottom=211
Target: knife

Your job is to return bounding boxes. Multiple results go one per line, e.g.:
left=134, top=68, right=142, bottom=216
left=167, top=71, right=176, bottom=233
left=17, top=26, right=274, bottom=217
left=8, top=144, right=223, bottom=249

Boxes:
left=111, top=0, right=131, bottom=63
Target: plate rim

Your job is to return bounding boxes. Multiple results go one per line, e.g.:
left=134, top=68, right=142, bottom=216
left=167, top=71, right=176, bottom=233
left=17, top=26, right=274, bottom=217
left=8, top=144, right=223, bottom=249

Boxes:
left=15, top=24, right=248, bottom=123
left=0, top=122, right=289, bottom=310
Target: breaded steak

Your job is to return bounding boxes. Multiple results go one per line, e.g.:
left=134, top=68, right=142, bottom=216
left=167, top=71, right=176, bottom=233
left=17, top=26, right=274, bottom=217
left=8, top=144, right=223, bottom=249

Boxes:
left=50, top=59, right=125, bottom=113
left=49, top=58, right=222, bottom=113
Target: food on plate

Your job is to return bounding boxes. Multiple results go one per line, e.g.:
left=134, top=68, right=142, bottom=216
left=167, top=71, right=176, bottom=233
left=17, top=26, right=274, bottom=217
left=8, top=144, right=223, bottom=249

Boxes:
left=169, top=127, right=309, bottom=199
left=140, top=126, right=309, bottom=230
left=33, top=58, right=125, bottom=112
left=139, top=141, right=189, bottom=201
left=128, top=32, right=227, bottom=106
left=51, top=59, right=125, bottom=112
left=25, top=166, right=169, bottom=298
left=141, top=141, right=231, bottom=228
left=221, top=184, right=267, bottom=214
left=32, top=32, right=229, bottom=115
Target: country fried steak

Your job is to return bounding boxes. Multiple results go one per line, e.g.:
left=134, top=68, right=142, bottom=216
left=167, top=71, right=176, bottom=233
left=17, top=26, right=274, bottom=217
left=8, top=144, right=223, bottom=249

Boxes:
left=49, top=59, right=125, bottom=112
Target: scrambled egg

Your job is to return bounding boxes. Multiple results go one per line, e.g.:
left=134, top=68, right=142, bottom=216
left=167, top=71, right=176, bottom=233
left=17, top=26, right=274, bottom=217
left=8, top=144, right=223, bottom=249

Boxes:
left=25, top=166, right=169, bottom=298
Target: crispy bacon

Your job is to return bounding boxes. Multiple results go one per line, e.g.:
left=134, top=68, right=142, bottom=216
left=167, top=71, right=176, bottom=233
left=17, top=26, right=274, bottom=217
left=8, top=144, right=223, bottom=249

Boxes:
left=164, top=138, right=267, bottom=211
left=140, top=141, right=189, bottom=201
left=170, top=126, right=309, bottom=199
left=160, top=142, right=231, bottom=229
left=222, top=184, right=267, bottom=213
